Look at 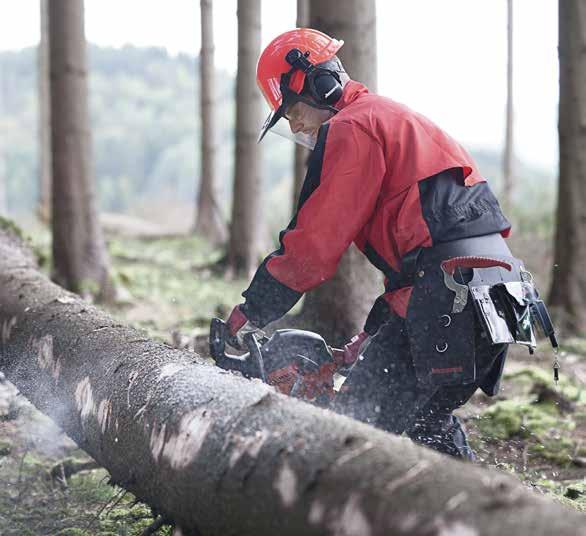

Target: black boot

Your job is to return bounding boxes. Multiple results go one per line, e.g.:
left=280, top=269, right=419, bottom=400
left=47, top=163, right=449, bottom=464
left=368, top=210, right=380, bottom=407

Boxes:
left=407, top=414, right=476, bottom=461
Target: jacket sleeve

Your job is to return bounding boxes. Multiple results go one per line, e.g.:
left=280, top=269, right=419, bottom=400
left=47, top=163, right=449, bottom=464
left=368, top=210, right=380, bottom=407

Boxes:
left=241, top=120, right=386, bottom=328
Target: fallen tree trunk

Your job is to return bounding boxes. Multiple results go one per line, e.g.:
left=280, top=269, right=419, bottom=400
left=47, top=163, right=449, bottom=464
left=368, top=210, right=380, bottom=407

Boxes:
left=0, top=228, right=583, bottom=536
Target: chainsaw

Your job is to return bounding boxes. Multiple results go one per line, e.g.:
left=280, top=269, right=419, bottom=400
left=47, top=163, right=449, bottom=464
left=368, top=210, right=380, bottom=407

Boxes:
left=209, top=318, right=341, bottom=405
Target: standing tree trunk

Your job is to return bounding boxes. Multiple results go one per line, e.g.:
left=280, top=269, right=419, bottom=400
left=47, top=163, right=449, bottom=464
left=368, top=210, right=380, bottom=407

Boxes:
left=292, top=0, right=311, bottom=212
left=0, top=154, right=5, bottom=217
left=502, top=0, right=514, bottom=214
left=548, top=0, right=586, bottom=334
left=298, top=0, right=381, bottom=345
left=0, top=66, right=5, bottom=216
left=194, top=0, right=227, bottom=246
left=38, top=0, right=52, bottom=223
left=48, top=0, right=114, bottom=302
left=228, top=0, right=263, bottom=277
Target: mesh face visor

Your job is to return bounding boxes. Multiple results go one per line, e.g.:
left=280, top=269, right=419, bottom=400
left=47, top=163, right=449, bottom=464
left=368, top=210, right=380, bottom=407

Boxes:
left=269, top=120, right=318, bottom=150
left=258, top=72, right=308, bottom=143
left=257, top=51, right=339, bottom=144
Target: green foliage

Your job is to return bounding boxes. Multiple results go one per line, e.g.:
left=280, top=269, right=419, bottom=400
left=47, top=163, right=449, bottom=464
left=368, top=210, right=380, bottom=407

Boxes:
left=107, top=235, right=246, bottom=338
left=0, top=216, right=25, bottom=240
left=477, top=398, right=562, bottom=440
left=0, top=44, right=293, bottom=225
left=559, top=337, right=586, bottom=357
left=533, top=479, right=586, bottom=512
left=504, top=366, right=586, bottom=405
left=0, top=440, right=12, bottom=456
left=476, top=365, right=584, bottom=471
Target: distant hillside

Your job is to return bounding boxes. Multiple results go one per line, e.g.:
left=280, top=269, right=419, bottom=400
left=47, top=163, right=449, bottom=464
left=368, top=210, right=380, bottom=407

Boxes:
left=0, top=44, right=292, bottom=218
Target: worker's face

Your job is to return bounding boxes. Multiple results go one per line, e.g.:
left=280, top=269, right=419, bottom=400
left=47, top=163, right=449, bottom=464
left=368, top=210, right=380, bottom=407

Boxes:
left=285, top=101, right=333, bottom=141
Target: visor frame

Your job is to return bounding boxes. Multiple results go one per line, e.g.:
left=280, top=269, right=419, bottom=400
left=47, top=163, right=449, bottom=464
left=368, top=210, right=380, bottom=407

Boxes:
left=257, top=67, right=339, bottom=143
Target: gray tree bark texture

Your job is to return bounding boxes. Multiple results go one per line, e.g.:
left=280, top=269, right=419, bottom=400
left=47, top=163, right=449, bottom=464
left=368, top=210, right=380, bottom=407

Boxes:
left=292, top=0, right=311, bottom=213
left=502, top=0, right=514, bottom=215
left=0, top=48, right=6, bottom=215
left=48, top=0, right=114, bottom=302
left=38, top=0, right=52, bottom=223
left=228, top=0, right=263, bottom=277
left=0, top=156, right=6, bottom=217
left=0, top=228, right=584, bottom=535
left=298, top=0, right=381, bottom=345
left=548, top=0, right=586, bottom=334
left=194, top=0, right=227, bottom=246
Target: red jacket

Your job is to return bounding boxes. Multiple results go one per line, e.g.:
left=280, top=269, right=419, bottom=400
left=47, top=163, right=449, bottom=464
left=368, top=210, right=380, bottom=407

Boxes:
left=242, top=81, right=511, bottom=329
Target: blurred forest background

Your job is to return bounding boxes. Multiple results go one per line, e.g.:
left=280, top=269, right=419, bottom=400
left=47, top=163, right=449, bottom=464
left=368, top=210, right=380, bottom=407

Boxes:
left=0, top=45, right=294, bottom=232
left=0, top=1, right=584, bottom=535
left=0, top=44, right=555, bottom=236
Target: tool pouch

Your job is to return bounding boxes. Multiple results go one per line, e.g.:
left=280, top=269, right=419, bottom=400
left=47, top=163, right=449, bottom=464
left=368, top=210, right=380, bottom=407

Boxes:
left=405, top=263, right=477, bottom=387
left=468, top=258, right=557, bottom=350
left=405, top=254, right=555, bottom=387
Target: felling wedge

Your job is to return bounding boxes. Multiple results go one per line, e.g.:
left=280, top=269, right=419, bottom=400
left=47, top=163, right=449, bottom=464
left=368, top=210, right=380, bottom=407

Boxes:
left=0, top=226, right=583, bottom=536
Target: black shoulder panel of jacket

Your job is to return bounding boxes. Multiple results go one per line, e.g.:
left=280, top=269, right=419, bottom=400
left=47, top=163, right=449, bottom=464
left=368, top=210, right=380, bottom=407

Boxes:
left=295, top=123, right=329, bottom=210
left=240, top=124, right=330, bottom=328
left=418, top=168, right=511, bottom=244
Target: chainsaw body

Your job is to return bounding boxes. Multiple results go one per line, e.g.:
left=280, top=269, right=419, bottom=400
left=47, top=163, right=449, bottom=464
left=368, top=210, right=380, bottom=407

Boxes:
left=209, top=318, right=337, bottom=404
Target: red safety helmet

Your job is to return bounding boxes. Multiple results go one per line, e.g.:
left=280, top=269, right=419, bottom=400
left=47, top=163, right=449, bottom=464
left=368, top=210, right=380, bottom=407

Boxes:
left=256, top=28, right=344, bottom=143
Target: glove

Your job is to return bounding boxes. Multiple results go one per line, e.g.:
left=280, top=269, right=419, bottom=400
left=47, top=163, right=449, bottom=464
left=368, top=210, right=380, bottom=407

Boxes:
left=226, top=305, right=261, bottom=349
left=332, top=331, right=371, bottom=369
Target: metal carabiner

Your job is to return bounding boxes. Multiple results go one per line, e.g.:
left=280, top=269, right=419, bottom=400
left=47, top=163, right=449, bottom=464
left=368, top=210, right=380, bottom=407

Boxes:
left=435, top=342, right=449, bottom=353
left=440, top=314, right=452, bottom=327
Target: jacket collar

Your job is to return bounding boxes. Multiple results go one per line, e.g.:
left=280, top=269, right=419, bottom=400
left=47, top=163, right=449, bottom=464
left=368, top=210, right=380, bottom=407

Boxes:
left=334, top=80, right=369, bottom=111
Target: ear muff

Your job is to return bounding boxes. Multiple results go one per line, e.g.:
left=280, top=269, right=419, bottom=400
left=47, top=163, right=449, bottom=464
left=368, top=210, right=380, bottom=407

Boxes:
left=307, top=69, right=343, bottom=106
left=285, top=48, right=343, bottom=107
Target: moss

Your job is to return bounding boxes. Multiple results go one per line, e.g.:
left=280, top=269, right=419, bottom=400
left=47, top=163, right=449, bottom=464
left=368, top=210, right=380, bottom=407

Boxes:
left=0, top=216, right=25, bottom=240
left=564, top=480, right=586, bottom=501
left=533, top=479, right=586, bottom=512
left=529, top=436, right=575, bottom=465
left=0, top=440, right=11, bottom=456
left=106, top=235, right=245, bottom=336
left=477, top=398, right=560, bottom=440
left=504, top=366, right=586, bottom=405
left=559, top=337, right=586, bottom=357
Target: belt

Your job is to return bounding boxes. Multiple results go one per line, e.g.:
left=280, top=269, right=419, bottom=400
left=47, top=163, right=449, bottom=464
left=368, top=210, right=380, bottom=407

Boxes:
left=385, top=233, right=512, bottom=293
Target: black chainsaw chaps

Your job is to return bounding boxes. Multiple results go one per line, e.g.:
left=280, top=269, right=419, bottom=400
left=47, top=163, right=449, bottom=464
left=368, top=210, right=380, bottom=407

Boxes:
left=405, top=264, right=477, bottom=387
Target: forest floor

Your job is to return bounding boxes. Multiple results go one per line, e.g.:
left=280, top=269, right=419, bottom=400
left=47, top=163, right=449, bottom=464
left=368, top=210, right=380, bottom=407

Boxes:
left=0, top=232, right=584, bottom=535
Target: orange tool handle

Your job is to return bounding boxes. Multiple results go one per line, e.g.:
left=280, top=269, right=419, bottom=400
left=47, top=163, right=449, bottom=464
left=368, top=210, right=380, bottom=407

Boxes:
left=441, top=256, right=512, bottom=276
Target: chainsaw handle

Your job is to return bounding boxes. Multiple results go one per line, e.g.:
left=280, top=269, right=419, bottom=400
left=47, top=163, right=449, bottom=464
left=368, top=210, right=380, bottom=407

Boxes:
left=441, top=256, right=512, bottom=276
left=209, top=318, right=226, bottom=360
left=243, top=332, right=267, bottom=382
left=209, top=318, right=268, bottom=380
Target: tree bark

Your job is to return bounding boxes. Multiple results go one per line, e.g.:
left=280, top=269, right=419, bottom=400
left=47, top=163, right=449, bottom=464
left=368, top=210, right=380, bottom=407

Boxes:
left=548, top=0, right=586, bottom=334
left=194, top=0, right=227, bottom=246
left=38, top=0, right=52, bottom=223
left=0, top=50, right=6, bottom=216
left=502, top=0, right=514, bottom=214
left=228, top=0, right=263, bottom=277
left=0, top=227, right=584, bottom=535
left=48, top=0, right=114, bottom=302
left=0, top=156, right=6, bottom=217
left=292, top=0, right=311, bottom=213
left=298, top=0, right=381, bottom=345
